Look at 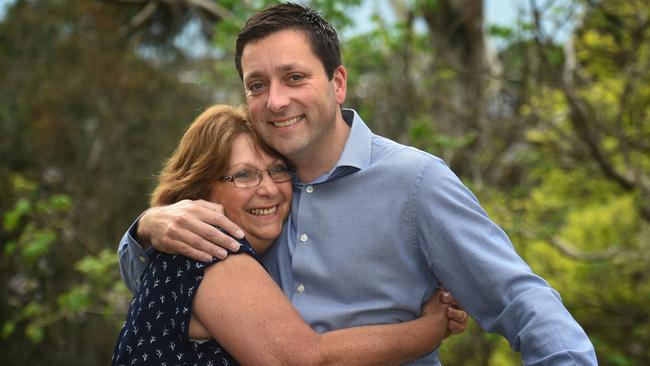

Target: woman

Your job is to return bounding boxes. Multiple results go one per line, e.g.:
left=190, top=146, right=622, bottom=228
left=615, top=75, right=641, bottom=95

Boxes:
left=112, top=104, right=466, bottom=365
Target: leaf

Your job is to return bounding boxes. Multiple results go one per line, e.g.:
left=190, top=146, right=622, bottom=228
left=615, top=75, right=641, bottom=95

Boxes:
left=3, top=198, right=31, bottom=231
left=21, top=229, right=56, bottom=261
left=22, top=302, right=44, bottom=318
left=57, top=286, right=92, bottom=314
left=25, top=322, right=44, bottom=343
left=1, top=321, right=16, bottom=339
left=4, top=240, right=16, bottom=256
left=488, top=24, right=513, bottom=39
left=75, top=249, right=119, bottom=279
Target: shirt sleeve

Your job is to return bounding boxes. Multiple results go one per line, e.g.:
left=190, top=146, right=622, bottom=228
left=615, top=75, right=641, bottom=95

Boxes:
left=413, top=157, right=597, bottom=365
left=118, top=215, right=152, bottom=294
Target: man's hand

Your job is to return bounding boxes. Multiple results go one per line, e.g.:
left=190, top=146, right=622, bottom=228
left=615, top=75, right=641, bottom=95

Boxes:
left=137, top=199, right=244, bottom=261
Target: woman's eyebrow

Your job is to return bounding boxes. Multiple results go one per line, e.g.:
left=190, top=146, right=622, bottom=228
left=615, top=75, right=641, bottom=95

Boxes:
left=225, top=162, right=255, bottom=171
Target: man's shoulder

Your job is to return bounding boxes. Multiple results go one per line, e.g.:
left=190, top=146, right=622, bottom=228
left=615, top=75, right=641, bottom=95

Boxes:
left=370, top=134, right=446, bottom=172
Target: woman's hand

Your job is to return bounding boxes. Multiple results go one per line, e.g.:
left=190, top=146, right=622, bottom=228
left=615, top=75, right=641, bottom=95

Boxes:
left=422, top=289, right=469, bottom=339
left=137, top=199, right=244, bottom=261
left=441, top=290, right=468, bottom=336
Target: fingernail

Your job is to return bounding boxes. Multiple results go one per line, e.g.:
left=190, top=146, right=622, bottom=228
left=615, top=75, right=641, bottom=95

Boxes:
left=230, top=241, right=241, bottom=252
left=441, top=292, right=451, bottom=301
left=216, top=248, right=227, bottom=259
left=202, top=253, right=213, bottom=262
left=235, top=229, right=245, bottom=239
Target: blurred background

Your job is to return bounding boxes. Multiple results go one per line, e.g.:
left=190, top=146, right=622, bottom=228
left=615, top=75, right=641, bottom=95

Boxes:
left=1, top=0, right=648, bottom=364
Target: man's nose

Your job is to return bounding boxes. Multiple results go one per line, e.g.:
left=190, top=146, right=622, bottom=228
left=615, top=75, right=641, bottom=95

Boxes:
left=266, top=82, right=290, bottom=113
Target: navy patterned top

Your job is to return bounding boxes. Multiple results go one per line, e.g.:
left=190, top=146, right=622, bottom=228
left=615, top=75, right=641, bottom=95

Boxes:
left=112, top=240, right=256, bottom=366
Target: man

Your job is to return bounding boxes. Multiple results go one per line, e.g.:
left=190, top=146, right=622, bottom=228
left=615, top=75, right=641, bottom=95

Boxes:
left=119, top=3, right=597, bottom=365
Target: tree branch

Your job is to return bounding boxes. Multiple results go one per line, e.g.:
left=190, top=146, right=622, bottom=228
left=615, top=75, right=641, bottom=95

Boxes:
left=128, top=0, right=160, bottom=30
left=530, top=0, right=650, bottom=222
left=185, top=0, right=233, bottom=19
left=114, top=0, right=232, bottom=36
left=523, top=228, right=644, bottom=263
left=547, top=236, right=622, bottom=262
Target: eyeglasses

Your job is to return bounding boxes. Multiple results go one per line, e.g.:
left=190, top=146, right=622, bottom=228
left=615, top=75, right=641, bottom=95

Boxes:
left=220, top=165, right=293, bottom=188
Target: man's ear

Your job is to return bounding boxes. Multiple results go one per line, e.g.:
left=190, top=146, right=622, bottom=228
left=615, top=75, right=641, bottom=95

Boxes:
left=332, top=65, right=347, bottom=105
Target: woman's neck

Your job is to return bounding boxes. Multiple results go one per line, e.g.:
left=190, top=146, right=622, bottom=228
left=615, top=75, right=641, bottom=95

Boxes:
left=245, top=236, right=273, bottom=255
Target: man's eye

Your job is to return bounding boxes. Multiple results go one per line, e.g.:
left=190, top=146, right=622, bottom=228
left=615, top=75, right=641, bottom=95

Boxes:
left=288, top=74, right=304, bottom=82
left=246, top=82, right=265, bottom=94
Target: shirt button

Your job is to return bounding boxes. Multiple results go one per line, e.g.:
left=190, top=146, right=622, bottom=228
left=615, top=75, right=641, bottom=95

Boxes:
left=305, top=185, right=314, bottom=193
left=139, top=256, right=146, bottom=262
left=297, top=284, right=305, bottom=293
left=300, top=233, right=308, bottom=242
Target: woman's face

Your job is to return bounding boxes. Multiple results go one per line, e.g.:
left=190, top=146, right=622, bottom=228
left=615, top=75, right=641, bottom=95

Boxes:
left=209, top=133, right=292, bottom=253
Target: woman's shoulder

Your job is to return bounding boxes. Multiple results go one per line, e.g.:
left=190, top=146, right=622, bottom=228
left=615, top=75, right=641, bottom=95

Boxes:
left=152, top=238, right=257, bottom=272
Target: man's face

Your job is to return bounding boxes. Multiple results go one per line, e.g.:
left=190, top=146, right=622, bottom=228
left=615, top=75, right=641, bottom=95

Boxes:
left=240, top=29, right=346, bottom=164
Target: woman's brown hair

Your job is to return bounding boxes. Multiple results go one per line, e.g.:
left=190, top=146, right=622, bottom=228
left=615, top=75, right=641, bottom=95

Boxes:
left=150, top=104, right=278, bottom=206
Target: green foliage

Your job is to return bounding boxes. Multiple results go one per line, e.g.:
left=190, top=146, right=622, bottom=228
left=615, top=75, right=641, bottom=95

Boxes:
left=478, top=1, right=650, bottom=364
left=57, top=286, right=92, bottom=315
left=3, top=198, right=30, bottom=231
left=1, top=175, right=130, bottom=359
left=309, top=0, right=363, bottom=30
left=0, top=0, right=208, bottom=364
left=1, top=175, right=71, bottom=342
left=1, top=0, right=648, bottom=365
left=410, top=118, right=476, bottom=152
left=365, top=0, right=649, bottom=363
left=488, top=24, right=513, bottom=39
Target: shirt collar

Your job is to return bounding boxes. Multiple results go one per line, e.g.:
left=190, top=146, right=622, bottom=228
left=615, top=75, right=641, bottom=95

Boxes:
left=307, top=109, right=371, bottom=184
left=336, top=108, right=373, bottom=171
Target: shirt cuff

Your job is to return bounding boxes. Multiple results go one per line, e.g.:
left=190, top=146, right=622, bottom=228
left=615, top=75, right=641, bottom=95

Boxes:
left=118, top=213, right=153, bottom=293
left=127, top=213, right=156, bottom=257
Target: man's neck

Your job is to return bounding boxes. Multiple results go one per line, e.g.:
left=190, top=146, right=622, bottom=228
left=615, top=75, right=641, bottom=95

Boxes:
left=294, top=114, right=351, bottom=183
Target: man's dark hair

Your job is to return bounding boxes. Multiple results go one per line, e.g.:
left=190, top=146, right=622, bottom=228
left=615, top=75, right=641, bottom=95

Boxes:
left=235, top=2, right=341, bottom=80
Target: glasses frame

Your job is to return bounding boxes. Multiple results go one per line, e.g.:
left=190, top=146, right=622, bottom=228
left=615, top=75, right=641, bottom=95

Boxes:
left=220, top=165, right=293, bottom=188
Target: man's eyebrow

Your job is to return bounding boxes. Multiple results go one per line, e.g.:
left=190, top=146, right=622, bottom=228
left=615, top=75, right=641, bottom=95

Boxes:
left=243, top=70, right=263, bottom=82
left=278, top=63, right=298, bottom=72
left=244, top=63, right=300, bottom=81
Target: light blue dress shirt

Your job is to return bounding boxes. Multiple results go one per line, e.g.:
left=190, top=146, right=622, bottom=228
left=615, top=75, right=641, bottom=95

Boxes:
left=119, top=109, right=597, bottom=365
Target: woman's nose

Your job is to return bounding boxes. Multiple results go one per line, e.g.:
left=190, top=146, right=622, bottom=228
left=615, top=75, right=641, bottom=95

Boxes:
left=256, top=172, right=280, bottom=196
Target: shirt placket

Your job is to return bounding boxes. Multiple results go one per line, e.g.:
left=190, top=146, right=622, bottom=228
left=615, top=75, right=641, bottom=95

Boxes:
left=290, top=183, right=315, bottom=304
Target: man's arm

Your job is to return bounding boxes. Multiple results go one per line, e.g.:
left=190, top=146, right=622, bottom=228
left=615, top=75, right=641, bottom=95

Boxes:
left=414, top=158, right=597, bottom=365
left=117, top=217, right=151, bottom=293
left=117, top=199, right=245, bottom=293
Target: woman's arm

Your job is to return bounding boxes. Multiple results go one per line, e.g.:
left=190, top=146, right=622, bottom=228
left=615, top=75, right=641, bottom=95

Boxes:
left=192, top=254, right=454, bottom=366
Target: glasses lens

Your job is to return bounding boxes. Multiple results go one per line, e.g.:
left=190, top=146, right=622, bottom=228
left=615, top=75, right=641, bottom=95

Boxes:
left=269, top=166, right=292, bottom=182
left=233, top=169, right=261, bottom=188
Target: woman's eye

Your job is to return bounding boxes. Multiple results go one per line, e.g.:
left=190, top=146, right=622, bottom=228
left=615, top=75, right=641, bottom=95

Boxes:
left=235, top=170, right=254, bottom=179
left=270, top=165, right=289, bottom=173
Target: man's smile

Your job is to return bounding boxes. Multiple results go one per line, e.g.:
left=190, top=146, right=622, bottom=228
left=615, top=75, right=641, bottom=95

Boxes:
left=271, top=115, right=304, bottom=127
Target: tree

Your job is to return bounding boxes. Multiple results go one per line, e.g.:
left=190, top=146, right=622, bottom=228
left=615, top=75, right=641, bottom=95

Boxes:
left=342, top=0, right=649, bottom=364
left=2, top=0, right=647, bottom=364
left=0, top=1, right=210, bottom=364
